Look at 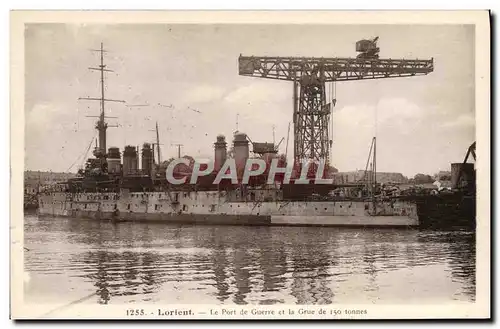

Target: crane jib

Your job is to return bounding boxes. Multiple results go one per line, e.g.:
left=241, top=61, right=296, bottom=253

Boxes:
left=238, top=56, right=433, bottom=81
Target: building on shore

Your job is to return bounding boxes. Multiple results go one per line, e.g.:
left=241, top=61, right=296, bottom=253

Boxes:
left=24, top=170, right=77, bottom=194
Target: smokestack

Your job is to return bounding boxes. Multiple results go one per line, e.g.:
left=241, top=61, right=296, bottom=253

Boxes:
left=214, top=134, right=227, bottom=171
left=106, top=147, right=121, bottom=174
left=123, top=145, right=138, bottom=176
left=233, top=132, right=249, bottom=180
left=141, top=143, right=153, bottom=176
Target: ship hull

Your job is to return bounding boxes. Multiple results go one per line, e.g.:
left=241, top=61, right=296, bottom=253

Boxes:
left=413, top=194, right=476, bottom=230
left=37, top=211, right=417, bottom=228
left=37, top=190, right=419, bottom=228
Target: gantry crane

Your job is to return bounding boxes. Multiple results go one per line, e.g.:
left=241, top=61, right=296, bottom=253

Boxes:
left=238, top=38, right=434, bottom=167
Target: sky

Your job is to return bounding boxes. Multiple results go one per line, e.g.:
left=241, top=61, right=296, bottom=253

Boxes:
left=24, top=23, right=475, bottom=177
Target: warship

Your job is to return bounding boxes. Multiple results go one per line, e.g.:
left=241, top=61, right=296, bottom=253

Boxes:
left=38, top=40, right=441, bottom=228
left=409, top=142, right=476, bottom=230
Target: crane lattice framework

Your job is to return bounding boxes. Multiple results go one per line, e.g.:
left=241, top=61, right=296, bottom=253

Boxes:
left=238, top=54, right=434, bottom=166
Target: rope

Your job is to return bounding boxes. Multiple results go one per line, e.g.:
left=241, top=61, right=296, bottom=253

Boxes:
left=327, top=82, right=331, bottom=138
left=40, top=292, right=98, bottom=318
left=330, top=82, right=336, bottom=160
left=331, top=81, right=335, bottom=138
left=66, top=132, right=96, bottom=172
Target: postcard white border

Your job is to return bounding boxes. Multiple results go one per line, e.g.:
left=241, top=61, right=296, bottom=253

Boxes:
left=10, top=10, right=491, bottom=319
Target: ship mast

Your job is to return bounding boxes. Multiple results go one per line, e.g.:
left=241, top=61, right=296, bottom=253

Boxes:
left=155, top=122, right=162, bottom=164
left=79, top=42, right=124, bottom=163
left=149, top=121, right=163, bottom=165
left=97, top=42, right=106, bottom=155
left=360, top=137, right=377, bottom=214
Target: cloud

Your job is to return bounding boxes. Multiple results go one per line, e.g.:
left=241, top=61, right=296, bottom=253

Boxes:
left=441, top=113, right=475, bottom=129
left=376, top=98, right=422, bottom=123
left=25, top=102, right=96, bottom=172
left=333, top=97, right=426, bottom=139
left=26, top=102, right=62, bottom=131
left=330, top=97, right=433, bottom=175
left=180, top=84, right=227, bottom=104
left=224, top=82, right=289, bottom=105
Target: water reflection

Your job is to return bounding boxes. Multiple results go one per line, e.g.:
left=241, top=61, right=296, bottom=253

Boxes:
left=81, top=250, right=164, bottom=304
left=24, top=215, right=476, bottom=304
left=445, top=233, right=476, bottom=300
left=211, top=243, right=230, bottom=303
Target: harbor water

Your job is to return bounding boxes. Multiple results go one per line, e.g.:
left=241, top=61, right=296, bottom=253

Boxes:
left=23, top=214, right=475, bottom=305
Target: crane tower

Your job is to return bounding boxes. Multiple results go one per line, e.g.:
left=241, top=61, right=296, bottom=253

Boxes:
left=238, top=38, right=434, bottom=167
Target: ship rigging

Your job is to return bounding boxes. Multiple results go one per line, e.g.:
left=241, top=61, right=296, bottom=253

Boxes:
left=78, top=42, right=125, bottom=172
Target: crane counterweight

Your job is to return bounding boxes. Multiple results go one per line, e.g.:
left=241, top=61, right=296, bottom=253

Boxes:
left=356, top=36, right=380, bottom=59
